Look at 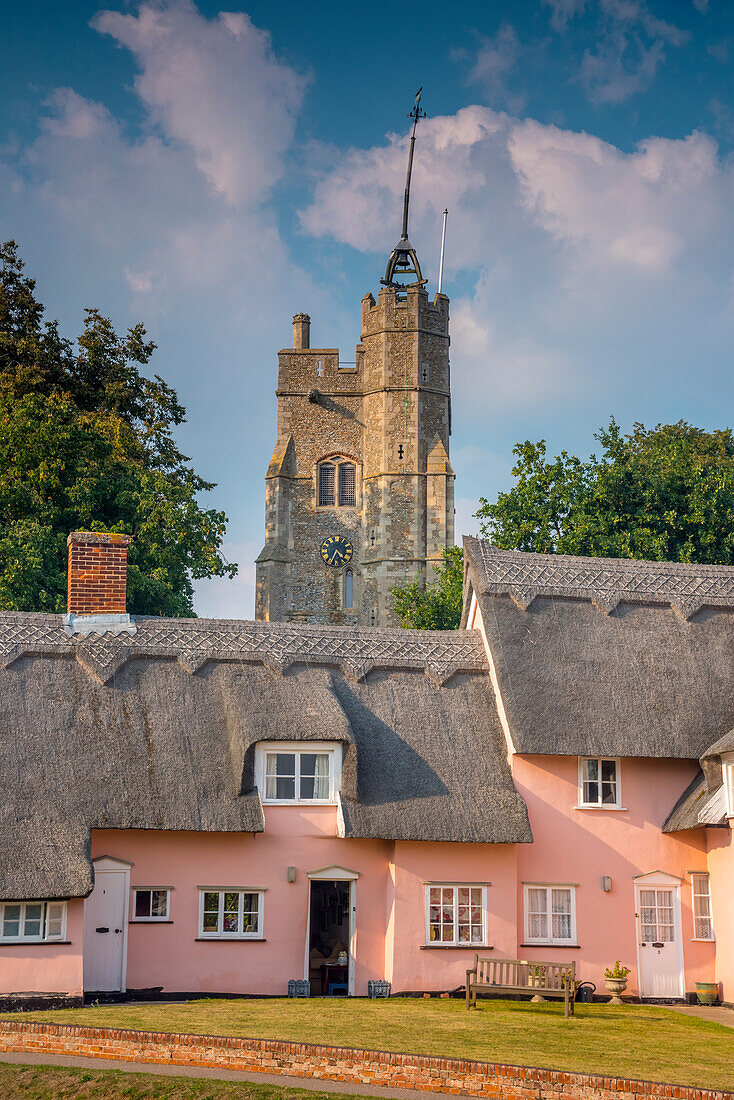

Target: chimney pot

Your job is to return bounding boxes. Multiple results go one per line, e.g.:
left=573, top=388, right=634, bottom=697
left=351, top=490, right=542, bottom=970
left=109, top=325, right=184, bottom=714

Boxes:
left=293, top=313, right=311, bottom=350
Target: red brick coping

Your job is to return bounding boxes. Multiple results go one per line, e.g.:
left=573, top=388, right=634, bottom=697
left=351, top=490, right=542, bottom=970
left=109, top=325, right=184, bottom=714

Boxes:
left=0, top=1020, right=730, bottom=1100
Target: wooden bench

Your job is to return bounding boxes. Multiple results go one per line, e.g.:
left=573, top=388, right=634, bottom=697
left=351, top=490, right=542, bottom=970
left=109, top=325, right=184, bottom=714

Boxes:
left=466, top=956, right=576, bottom=1018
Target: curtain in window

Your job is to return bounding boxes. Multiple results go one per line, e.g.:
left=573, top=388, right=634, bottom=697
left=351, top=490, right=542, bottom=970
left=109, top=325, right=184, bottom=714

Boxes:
left=527, top=888, right=548, bottom=940
left=319, top=463, right=335, bottom=506
left=692, top=874, right=713, bottom=940
left=300, top=752, right=330, bottom=798
left=338, top=463, right=356, bottom=506
left=551, top=889, right=572, bottom=940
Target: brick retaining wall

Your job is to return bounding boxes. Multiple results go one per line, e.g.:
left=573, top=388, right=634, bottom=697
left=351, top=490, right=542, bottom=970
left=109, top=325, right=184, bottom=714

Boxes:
left=0, top=1020, right=730, bottom=1099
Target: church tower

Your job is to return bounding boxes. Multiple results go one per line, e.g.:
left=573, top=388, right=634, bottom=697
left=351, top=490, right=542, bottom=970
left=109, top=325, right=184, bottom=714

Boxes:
left=255, top=92, right=454, bottom=627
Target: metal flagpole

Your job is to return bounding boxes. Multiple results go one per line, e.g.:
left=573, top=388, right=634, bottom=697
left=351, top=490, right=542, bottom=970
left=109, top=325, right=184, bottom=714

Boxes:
left=437, top=209, right=448, bottom=294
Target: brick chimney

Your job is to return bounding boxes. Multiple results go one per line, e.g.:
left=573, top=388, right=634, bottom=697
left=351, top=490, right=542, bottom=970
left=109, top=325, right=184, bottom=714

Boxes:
left=64, top=532, right=136, bottom=637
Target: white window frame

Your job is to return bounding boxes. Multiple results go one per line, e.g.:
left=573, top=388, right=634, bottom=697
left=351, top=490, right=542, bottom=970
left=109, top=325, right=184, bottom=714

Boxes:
left=131, top=888, right=171, bottom=922
left=424, top=884, right=488, bottom=947
left=523, top=884, right=577, bottom=946
left=197, top=889, right=264, bottom=940
left=255, top=741, right=342, bottom=805
left=723, top=756, right=734, bottom=818
left=577, top=757, right=623, bottom=809
left=0, top=900, right=67, bottom=943
left=690, top=873, right=714, bottom=942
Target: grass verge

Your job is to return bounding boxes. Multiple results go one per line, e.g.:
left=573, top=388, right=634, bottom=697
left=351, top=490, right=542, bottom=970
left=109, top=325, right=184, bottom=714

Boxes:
left=0, top=1062, right=367, bottom=1099
left=3, top=998, right=734, bottom=1091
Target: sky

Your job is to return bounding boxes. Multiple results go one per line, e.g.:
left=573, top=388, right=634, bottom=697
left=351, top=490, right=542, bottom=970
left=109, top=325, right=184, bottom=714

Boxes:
left=2, top=0, right=734, bottom=617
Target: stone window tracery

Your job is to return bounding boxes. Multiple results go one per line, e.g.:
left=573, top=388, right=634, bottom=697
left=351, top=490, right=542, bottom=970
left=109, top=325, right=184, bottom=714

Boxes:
left=317, top=458, right=356, bottom=507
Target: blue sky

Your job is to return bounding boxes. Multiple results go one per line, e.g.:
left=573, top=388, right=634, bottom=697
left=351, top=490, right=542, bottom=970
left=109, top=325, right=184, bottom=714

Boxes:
left=2, top=0, right=734, bottom=616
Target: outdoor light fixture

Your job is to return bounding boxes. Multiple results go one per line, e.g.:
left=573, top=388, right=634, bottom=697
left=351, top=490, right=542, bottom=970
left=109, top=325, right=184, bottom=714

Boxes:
left=287, top=866, right=297, bottom=883
left=602, top=876, right=613, bottom=893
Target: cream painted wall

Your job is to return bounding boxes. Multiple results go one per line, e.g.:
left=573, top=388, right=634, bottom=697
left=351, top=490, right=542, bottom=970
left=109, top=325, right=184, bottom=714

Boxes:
left=707, top=826, right=734, bottom=1001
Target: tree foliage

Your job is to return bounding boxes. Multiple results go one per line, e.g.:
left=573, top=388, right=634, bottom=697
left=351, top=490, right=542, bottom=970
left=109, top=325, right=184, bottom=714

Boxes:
left=478, top=418, right=734, bottom=564
left=391, top=546, right=464, bottom=630
left=0, top=240, right=237, bottom=615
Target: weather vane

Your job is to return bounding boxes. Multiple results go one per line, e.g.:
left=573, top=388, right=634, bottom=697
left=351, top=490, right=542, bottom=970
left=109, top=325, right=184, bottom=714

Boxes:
left=382, top=88, right=428, bottom=289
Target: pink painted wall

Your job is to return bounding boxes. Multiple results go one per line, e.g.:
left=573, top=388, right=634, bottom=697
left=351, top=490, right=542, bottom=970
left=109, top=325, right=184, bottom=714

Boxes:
left=513, top=755, right=715, bottom=996
left=387, top=841, right=517, bottom=993
left=0, top=899, right=84, bottom=997
left=91, top=810, right=393, bottom=996
left=707, top=826, right=734, bottom=1001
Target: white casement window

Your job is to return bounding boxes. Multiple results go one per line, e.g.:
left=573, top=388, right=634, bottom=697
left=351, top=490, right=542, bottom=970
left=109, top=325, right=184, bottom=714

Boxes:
left=256, top=741, right=341, bottom=805
left=0, top=901, right=66, bottom=942
left=578, top=757, right=621, bottom=808
left=198, top=890, right=263, bottom=939
left=524, top=885, right=577, bottom=945
left=425, top=885, right=487, bottom=946
left=691, top=873, right=714, bottom=941
left=723, top=757, right=734, bottom=818
left=132, top=889, right=170, bottom=921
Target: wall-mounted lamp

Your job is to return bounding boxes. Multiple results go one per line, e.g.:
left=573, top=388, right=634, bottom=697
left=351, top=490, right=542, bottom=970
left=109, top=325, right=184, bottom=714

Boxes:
left=602, top=876, right=613, bottom=893
left=287, top=866, right=297, bottom=883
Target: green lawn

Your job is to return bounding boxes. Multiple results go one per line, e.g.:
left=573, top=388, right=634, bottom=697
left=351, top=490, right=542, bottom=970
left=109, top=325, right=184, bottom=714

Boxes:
left=0, top=1062, right=365, bottom=1099
left=3, top=998, right=734, bottom=1092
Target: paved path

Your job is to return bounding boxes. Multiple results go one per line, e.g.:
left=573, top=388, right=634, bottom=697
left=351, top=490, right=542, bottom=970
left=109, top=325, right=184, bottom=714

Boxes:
left=0, top=1051, right=430, bottom=1099
left=665, top=1004, right=734, bottom=1029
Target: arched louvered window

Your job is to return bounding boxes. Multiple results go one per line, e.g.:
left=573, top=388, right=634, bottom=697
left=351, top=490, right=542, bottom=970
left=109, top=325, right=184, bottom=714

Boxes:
left=338, top=462, right=356, bottom=506
left=344, top=569, right=354, bottom=609
left=318, top=462, right=335, bottom=506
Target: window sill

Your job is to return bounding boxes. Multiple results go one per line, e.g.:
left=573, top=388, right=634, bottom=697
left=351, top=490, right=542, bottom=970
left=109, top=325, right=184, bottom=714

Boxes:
left=195, top=937, right=266, bottom=943
left=0, top=940, right=71, bottom=946
left=574, top=805, right=627, bottom=812
left=520, top=943, right=581, bottom=949
left=691, top=938, right=716, bottom=943
left=130, top=920, right=173, bottom=925
left=421, top=944, right=492, bottom=950
left=263, top=802, right=337, bottom=808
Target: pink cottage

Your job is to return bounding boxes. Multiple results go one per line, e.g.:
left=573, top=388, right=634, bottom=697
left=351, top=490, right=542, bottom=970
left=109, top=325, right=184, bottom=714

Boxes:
left=0, top=531, right=732, bottom=1006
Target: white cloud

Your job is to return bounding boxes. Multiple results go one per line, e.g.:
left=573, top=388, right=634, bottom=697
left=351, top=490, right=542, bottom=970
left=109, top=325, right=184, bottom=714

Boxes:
left=462, top=25, right=526, bottom=113
left=543, top=0, right=588, bottom=32
left=92, top=0, right=307, bottom=206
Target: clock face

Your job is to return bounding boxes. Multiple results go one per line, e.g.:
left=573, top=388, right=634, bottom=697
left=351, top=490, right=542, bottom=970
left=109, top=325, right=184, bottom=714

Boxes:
left=320, top=535, right=354, bottom=568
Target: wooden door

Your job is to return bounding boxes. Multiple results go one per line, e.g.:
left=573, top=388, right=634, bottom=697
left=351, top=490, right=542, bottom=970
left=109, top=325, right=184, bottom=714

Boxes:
left=83, top=870, right=128, bottom=992
left=636, top=883, right=684, bottom=999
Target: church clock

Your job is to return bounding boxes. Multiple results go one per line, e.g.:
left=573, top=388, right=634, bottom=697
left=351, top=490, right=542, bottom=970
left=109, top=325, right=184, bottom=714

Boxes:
left=320, top=536, right=353, bottom=567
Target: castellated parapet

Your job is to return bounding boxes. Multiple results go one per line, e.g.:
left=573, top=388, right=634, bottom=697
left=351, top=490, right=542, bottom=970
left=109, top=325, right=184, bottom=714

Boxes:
left=255, top=284, right=455, bottom=627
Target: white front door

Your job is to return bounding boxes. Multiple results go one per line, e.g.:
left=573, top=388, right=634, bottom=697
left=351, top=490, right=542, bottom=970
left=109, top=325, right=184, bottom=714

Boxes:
left=635, top=880, right=684, bottom=999
left=84, top=867, right=129, bottom=992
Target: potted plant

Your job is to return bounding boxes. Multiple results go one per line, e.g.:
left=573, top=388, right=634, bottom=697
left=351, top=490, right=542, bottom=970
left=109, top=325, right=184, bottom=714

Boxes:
left=604, top=961, right=630, bottom=1005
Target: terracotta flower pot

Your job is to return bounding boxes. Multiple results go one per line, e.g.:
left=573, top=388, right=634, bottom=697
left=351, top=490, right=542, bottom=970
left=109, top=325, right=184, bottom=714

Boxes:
left=605, top=977, right=628, bottom=1005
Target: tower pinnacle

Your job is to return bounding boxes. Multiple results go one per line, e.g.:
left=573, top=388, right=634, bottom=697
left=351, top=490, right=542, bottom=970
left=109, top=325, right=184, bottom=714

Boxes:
left=382, top=88, right=427, bottom=290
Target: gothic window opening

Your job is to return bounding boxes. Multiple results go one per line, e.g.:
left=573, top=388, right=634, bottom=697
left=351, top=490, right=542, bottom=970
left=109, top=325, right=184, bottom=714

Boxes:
left=344, top=570, right=354, bottom=609
left=370, top=529, right=376, bottom=546
left=318, top=463, right=335, bottom=506
left=317, top=360, right=322, bottom=377
left=398, top=444, right=404, bottom=461
left=422, top=365, right=428, bottom=383
left=338, top=462, right=356, bottom=506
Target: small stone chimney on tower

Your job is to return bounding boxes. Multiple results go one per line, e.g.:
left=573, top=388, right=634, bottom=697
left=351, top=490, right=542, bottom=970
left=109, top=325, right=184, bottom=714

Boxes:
left=292, top=313, right=310, bottom=349
left=64, top=531, right=136, bottom=636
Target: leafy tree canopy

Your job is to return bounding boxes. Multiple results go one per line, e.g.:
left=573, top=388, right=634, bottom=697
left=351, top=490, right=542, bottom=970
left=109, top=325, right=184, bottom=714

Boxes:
left=0, top=240, right=237, bottom=615
left=478, top=418, right=734, bottom=564
left=391, top=545, right=464, bottom=630
left=393, top=418, right=734, bottom=630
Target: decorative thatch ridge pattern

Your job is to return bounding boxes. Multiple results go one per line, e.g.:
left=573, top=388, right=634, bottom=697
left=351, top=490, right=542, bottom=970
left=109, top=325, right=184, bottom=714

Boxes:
left=0, top=613, right=487, bottom=685
left=464, top=537, right=734, bottom=618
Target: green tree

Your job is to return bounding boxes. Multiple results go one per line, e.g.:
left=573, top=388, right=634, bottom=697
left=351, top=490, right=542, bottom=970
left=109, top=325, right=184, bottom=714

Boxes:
left=391, top=545, right=464, bottom=629
left=0, top=240, right=237, bottom=615
left=478, top=418, right=734, bottom=564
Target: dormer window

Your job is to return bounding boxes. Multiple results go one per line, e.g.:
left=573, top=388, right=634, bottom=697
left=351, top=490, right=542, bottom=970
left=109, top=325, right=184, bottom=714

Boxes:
left=256, top=742, right=341, bottom=805
left=723, top=755, right=734, bottom=817
left=317, top=459, right=356, bottom=507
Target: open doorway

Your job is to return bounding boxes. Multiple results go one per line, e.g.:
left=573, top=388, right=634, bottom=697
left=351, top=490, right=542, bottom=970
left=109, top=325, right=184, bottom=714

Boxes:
left=308, top=879, right=351, bottom=996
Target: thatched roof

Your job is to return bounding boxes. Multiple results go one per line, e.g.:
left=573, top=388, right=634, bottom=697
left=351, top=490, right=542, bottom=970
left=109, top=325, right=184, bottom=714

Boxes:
left=0, top=613, right=530, bottom=901
left=463, top=538, right=734, bottom=758
left=663, top=728, right=734, bottom=833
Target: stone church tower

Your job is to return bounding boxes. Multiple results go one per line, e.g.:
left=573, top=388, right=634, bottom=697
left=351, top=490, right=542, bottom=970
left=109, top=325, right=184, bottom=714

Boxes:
left=255, top=92, right=455, bottom=627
